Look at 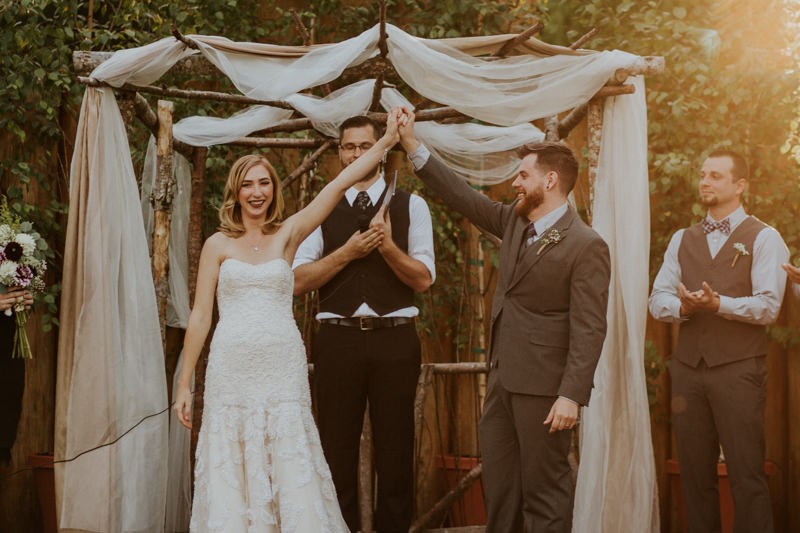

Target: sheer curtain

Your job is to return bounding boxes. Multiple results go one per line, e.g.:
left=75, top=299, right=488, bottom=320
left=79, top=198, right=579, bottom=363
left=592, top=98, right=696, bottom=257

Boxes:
left=59, top=24, right=657, bottom=532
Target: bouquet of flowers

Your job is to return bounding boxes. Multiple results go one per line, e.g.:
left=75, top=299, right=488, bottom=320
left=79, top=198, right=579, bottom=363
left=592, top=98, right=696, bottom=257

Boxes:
left=0, top=196, right=48, bottom=358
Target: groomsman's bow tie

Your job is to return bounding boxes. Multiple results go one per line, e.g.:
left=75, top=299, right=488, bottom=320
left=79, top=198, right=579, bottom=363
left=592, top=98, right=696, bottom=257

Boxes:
left=702, top=218, right=731, bottom=235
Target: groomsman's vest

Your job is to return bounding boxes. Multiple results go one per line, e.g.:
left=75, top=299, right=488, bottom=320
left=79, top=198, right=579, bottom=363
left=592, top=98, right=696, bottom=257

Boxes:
left=319, top=188, right=413, bottom=316
left=674, top=216, right=768, bottom=367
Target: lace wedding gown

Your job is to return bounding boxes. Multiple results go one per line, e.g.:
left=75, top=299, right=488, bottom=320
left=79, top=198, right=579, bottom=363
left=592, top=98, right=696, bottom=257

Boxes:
left=190, top=257, right=348, bottom=532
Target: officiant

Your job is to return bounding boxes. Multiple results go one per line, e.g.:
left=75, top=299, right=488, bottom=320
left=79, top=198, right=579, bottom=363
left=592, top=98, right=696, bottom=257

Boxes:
left=293, top=115, right=435, bottom=533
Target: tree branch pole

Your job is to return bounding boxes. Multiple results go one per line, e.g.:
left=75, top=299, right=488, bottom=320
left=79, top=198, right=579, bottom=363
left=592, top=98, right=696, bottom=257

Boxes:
left=283, top=139, right=336, bottom=187
left=359, top=408, right=374, bottom=533
left=152, top=100, right=176, bottom=351
left=253, top=106, right=467, bottom=136
left=370, top=73, right=385, bottom=111
left=493, top=22, right=545, bottom=58
left=290, top=9, right=312, bottom=46
left=409, top=463, right=483, bottom=532
left=188, top=147, right=208, bottom=465
left=585, top=99, right=604, bottom=224
left=131, top=93, right=194, bottom=158
left=227, top=137, right=332, bottom=149
left=569, top=27, right=598, bottom=50
left=290, top=10, right=332, bottom=96
left=378, top=0, right=388, bottom=58
left=78, top=76, right=294, bottom=110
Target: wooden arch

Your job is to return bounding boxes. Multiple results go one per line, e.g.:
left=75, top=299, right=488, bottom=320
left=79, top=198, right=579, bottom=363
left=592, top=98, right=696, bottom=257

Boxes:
left=72, top=5, right=663, bottom=531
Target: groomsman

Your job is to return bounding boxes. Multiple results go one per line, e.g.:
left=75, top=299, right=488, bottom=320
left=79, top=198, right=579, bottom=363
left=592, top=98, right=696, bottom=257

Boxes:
left=399, top=110, right=610, bottom=532
left=649, top=149, right=788, bottom=532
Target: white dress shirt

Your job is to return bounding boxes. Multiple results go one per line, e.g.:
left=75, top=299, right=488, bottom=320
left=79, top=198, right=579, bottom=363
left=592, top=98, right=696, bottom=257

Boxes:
left=293, top=178, right=436, bottom=319
left=649, top=206, right=789, bottom=324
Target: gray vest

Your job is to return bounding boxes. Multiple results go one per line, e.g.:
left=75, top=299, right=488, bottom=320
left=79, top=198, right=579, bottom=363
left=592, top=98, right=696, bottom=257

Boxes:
left=673, top=216, right=768, bottom=367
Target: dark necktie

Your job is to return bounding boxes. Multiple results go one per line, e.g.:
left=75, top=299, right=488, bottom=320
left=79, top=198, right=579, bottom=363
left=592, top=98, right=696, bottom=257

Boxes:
left=354, top=191, right=371, bottom=211
left=524, top=222, right=537, bottom=247
left=702, top=218, right=731, bottom=235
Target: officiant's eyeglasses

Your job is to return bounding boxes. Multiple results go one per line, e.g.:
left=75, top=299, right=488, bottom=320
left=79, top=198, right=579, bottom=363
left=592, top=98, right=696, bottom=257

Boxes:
left=340, top=142, right=374, bottom=154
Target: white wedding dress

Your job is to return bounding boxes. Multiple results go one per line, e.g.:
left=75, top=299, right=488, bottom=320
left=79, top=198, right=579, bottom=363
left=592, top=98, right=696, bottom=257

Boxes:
left=190, top=257, right=348, bottom=532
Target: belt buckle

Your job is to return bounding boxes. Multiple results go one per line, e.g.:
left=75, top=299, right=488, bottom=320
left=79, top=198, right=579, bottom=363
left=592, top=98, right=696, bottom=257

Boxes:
left=359, top=317, right=372, bottom=331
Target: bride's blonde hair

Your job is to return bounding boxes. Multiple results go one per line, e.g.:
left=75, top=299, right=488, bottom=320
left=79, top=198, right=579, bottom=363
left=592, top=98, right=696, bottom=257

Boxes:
left=219, top=154, right=284, bottom=237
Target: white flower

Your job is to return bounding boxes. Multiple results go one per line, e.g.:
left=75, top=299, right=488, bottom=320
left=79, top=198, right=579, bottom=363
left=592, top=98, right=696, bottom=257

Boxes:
left=14, top=233, right=36, bottom=255
left=0, top=260, right=18, bottom=283
left=0, top=224, right=11, bottom=243
left=731, top=242, right=750, bottom=267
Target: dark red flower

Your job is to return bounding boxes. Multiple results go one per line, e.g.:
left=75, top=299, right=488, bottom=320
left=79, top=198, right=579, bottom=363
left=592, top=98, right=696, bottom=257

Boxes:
left=4, top=242, right=22, bottom=262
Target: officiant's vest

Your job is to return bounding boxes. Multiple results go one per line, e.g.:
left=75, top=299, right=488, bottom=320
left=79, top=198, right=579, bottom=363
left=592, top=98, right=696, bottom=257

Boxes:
left=674, top=216, right=768, bottom=367
left=319, top=189, right=413, bottom=316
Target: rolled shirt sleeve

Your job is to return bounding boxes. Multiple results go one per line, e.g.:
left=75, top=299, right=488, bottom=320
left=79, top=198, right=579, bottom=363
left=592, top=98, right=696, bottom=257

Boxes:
left=649, top=230, right=687, bottom=322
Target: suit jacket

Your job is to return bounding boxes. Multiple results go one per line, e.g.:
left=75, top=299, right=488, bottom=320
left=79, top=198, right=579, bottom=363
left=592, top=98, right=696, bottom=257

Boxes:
left=417, top=155, right=610, bottom=405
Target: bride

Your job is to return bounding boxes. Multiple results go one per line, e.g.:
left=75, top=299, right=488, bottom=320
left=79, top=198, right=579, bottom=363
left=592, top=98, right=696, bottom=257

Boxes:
left=174, top=109, right=404, bottom=531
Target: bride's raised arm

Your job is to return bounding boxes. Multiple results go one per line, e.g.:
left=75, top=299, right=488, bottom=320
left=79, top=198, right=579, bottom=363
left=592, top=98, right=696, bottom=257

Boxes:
left=282, top=108, right=403, bottom=253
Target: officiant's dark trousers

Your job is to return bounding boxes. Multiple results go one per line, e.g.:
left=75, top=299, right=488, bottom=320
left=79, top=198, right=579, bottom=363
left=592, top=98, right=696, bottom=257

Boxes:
left=313, top=321, right=421, bottom=533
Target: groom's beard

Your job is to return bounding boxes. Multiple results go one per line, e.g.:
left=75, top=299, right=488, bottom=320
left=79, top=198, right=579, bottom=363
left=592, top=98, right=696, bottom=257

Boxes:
left=514, top=184, right=545, bottom=218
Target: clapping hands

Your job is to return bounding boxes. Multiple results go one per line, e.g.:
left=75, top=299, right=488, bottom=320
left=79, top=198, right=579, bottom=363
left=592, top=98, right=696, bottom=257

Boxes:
left=678, top=281, right=720, bottom=316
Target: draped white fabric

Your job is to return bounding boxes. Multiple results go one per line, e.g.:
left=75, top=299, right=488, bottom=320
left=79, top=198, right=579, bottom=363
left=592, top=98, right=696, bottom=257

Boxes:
left=385, top=26, right=639, bottom=125
left=172, top=105, right=294, bottom=147
left=62, top=23, right=658, bottom=531
left=62, top=88, right=168, bottom=532
left=192, top=30, right=380, bottom=100
left=576, top=77, right=659, bottom=532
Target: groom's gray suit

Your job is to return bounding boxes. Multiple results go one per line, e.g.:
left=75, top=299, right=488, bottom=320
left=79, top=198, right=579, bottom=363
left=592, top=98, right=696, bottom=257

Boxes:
left=415, top=154, right=610, bottom=532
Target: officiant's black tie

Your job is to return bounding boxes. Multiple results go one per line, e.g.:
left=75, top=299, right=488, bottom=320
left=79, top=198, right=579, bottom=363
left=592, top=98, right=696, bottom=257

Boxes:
left=355, top=191, right=372, bottom=231
left=355, top=191, right=371, bottom=211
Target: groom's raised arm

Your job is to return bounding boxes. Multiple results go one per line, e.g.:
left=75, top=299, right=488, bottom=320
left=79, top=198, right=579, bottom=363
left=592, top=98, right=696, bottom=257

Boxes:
left=400, top=113, right=510, bottom=240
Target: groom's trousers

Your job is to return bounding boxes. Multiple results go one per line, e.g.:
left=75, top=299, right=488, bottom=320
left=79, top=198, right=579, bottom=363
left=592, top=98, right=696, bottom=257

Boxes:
left=479, top=368, right=574, bottom=533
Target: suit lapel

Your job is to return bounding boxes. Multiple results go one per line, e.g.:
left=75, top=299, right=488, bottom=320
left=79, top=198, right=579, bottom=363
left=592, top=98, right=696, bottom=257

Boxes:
left=499, top=215, right=529, bottom=291
left=507, top=208, right=576, bottom=291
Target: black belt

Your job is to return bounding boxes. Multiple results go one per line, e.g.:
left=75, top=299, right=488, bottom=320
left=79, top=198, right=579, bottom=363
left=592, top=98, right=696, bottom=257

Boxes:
left=319, top=316, right=415, bottom=331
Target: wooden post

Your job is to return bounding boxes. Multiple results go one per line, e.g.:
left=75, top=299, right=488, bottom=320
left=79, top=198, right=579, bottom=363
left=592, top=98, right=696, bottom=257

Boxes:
left=188, top=147, right=208, bottom=470
left=585, top=99, right=604, bottom=224
left=359, top=408, right=374, bottom=533
left=151, top=100, right=175, bottom=350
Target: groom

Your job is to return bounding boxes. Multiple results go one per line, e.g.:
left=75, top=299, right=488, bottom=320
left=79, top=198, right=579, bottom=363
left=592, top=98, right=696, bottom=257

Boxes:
left=399, top=112, right=610, bottom=532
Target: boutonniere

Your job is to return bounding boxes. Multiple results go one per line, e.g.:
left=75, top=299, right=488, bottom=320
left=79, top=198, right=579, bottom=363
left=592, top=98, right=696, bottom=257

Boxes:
left=731, top=242, right=750, bottom=267
left=537, top=228, right=564, bottom=255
